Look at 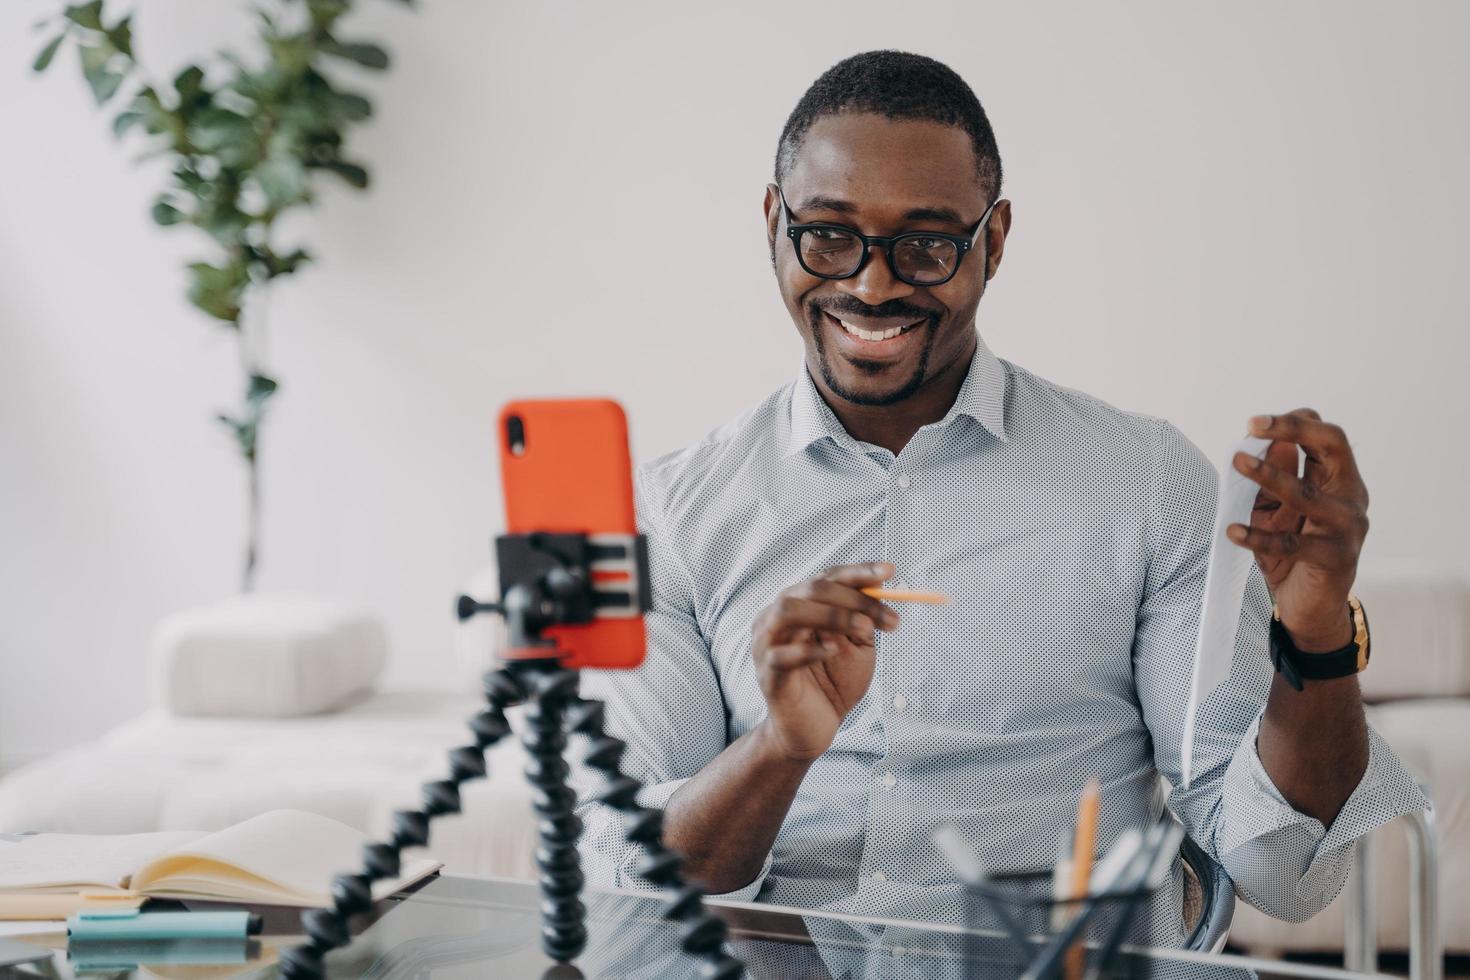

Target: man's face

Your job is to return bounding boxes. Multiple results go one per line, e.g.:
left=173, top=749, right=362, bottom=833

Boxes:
left=765, top=113, right=1009, bottom=407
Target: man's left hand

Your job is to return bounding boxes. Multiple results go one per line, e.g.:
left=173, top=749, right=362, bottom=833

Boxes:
left=1226, top=408, right=1370, bottom=652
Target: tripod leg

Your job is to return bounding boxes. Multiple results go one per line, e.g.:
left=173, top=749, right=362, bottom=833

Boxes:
left=566, top=694, right=745, bottom=980
left=279, top=667, right=526, bottom=979
left=521, top=666, right=589, bottom=964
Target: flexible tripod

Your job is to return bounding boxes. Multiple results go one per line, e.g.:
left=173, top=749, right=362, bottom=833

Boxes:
left=279, top=532, right=744, bottom=979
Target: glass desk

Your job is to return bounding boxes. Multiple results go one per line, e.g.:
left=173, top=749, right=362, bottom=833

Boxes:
left=1, top=874, right=1395, bottom=979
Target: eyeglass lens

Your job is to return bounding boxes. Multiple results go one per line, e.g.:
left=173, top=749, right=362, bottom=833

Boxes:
left=797, top=228, right=959, bottom=284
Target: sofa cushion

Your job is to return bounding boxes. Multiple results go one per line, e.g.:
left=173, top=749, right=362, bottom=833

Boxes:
left=146, top=595, right=388, bottom=717
left=1355, top=572, right=1470, bottom=703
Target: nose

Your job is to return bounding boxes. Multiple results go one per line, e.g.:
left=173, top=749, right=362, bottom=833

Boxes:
left=836, top=243, right=916, bottom=308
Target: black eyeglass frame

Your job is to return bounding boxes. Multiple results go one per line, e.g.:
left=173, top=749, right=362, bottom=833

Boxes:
left=778, top=185, right=1001, bottom=287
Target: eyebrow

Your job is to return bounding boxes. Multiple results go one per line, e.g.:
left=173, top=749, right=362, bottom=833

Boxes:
left=794, top=195, right=969, bottom=227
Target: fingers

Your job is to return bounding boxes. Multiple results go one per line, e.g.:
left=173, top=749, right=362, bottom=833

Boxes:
left=802, top=578, right=899, bottom=629
left=752, top=562, right=900, bottom=669
left=1226, top=523, right=1356, bottom=566
left=1232, top=449, right=1362, bottom=532
left=762, top=640, right=835, bottom=672
left=1262, top=438, right=1300, bottom=482
left=1247, top=409, right=1363, bottom=486
left=753, top=593, right=893, bottom=647
left=817, top=561, right=897, bottom=587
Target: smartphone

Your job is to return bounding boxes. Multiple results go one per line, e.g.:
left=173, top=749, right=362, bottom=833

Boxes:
left=497, top=399, right=648, bottom=670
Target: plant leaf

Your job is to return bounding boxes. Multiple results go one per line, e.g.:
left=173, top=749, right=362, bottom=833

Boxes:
left=172, top=164, right=206, bottom=193
left=217, top=413, right=256, bottom=458
left=86, top=66, right=124, bottom=103
left=63, top=1, right=104, bottom=30
left=151, top=198, right=183, bottom=225
left=32, top=35, right=65, bottom=73
left=321, top=159, right=368, bottom=189
left=331, top=91, right=372, bottom=121
left=80, top=42, right=124, bottom=104
left=271, top=248, right=311, bottom=276
left=200, top=205, right=251, bottom=246
left=247, top=373, right=278, bottom=406
left=323, top=40, right=389, bottom=70
left=111, top=109, right=142, bottom=136
left=105, top=14, right=132, bottom=58
left=188, top=261, right=245, bottom=322
left=256, top=153, right=309, bottom=209
left=188, top=107, right=255, bottom=166
left=172, top=64, right=206, bottom=108
left=127, top=86, right=173, bottom=136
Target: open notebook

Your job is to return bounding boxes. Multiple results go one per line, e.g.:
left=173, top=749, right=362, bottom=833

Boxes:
left=0, top=809, right=440, bottom=912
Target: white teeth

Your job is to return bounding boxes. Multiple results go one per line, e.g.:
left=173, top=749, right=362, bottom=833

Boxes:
left=839, top=319, right=911, bottom=342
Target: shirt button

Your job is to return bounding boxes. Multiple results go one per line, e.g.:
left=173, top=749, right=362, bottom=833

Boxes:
left=896, top=472, right=912, bottom=490
left=892, top=694, right=907, bottom=713
left=880, top=772, right=897, bottom=789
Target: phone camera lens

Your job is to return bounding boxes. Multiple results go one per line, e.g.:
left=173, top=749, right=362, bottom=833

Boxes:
left=506, top=414, right=526, bottom=456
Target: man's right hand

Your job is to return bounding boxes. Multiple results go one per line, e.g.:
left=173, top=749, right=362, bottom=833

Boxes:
left=660, top=561, right=901, bottom=892
left=751, top=562, right=900, bottom=761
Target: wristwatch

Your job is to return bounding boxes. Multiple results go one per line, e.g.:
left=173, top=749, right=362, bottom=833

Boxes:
left=1269, top=594, right=1371, bottom=691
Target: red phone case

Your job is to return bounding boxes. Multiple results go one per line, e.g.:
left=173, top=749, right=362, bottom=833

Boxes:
left=498, top=399, right=647, bottom=670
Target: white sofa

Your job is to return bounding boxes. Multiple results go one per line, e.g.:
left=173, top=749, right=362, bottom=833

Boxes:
left=0, top=573, right=1464, bottom=960
left=0, top=592, right=540, bottom=882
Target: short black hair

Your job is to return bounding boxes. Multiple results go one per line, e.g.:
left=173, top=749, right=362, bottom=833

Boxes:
left=774, top=50, right=1003, bottom=204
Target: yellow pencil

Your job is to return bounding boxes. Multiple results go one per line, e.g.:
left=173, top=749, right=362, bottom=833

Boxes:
left=861, top=587, right=951, bottom=605
left=1065, top=778, right=1102, bottom=980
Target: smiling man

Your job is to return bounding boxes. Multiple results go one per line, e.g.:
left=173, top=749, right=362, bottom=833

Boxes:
left=577, top=51, right=1427, bottom=945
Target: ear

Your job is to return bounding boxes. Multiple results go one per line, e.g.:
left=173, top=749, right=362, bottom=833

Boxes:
left=983, top=199, right=1013, bottom=281
left=763, top=183, right=781, bottom=249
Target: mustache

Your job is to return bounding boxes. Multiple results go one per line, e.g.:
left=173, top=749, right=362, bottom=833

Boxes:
left=811, top=298, right=939, bottom=323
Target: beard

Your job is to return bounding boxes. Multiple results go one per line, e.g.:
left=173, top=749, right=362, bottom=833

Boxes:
left=807, top=301, right=940, bottom=407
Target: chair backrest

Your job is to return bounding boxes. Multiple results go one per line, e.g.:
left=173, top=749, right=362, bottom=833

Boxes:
left=1180, top=833, right=1235, bottom=953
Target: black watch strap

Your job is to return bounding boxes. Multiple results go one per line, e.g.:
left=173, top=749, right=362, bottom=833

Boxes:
left=1268, top=598, right=1370, bottom=691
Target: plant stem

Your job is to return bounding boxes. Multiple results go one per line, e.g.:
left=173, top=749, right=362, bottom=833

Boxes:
left=243, top=443, right=259, bottom=592
left=237, top=276, right=269, bottom=594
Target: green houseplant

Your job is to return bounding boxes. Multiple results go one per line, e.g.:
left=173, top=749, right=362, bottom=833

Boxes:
left=33, top=0, right=407, bottom=590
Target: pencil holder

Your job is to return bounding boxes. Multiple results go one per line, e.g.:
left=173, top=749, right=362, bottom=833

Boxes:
left=938, top=819, right=1183, bottom=980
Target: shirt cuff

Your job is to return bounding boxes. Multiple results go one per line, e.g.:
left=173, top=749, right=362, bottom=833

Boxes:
left=1219, top=709, right=1430, bottom=898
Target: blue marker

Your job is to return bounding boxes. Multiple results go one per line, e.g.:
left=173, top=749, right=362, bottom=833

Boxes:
left=67, top=909, right=262, bottom=941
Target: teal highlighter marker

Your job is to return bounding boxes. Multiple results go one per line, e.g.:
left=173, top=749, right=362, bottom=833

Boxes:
left=67, top=908, right=262, bottom=941
left=69, top=938, right=256, bottom=971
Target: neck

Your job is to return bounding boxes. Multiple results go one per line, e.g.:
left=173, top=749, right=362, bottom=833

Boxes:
left=813, top=336, right=977, bottom=455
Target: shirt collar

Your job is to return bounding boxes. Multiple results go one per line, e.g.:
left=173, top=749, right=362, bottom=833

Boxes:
left=783, top=335, right=1009, bottom=457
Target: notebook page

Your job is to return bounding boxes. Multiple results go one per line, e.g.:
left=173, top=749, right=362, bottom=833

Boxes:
left=0, top=831, right=204, bottom=892
left=130, top=809, right=439, bottom=905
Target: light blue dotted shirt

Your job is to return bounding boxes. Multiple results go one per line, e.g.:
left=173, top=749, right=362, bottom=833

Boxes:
left=577, top=335, right=1428, bottom=944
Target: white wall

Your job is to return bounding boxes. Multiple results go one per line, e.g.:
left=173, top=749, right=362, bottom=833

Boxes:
left=2, top=1, right=1467, bottom=767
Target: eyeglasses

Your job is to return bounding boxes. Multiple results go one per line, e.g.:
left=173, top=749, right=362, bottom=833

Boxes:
left=778, top=185, right=999, bottom=287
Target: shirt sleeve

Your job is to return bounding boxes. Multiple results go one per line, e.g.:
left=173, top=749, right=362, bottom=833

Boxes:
left=574, top=464, right=771, bottom=902
left=1132, top=419, right=1429, bottom=923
